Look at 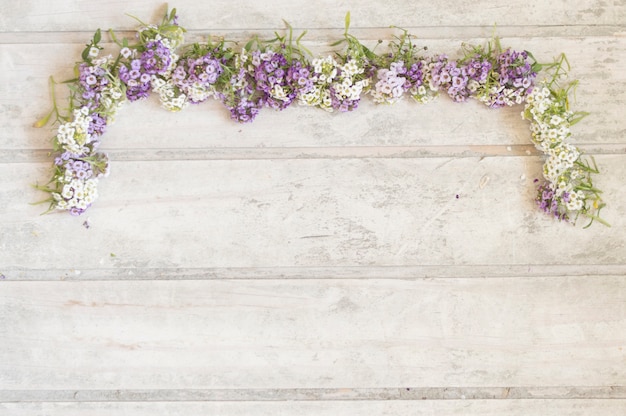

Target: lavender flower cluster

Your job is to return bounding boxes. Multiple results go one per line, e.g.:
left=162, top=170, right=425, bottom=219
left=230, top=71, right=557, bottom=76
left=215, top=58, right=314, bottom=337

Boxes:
left=172, top=52, right=223, bottom=104
left=118, top=39, right=177, bottom=102
left=371, top=33, right=538, bottom=110
left=371, top=59, right=438, bottom=105
left=249, top=50, right=295, bottom=110
left=221, top=50, right=264, bottom=123
left=479, top=49, right=537, bottom=108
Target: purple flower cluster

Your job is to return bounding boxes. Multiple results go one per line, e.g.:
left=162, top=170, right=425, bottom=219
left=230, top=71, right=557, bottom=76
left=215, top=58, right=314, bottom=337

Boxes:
left=54, top=153, right=94, bottom=178
left=330, top=92, right=356, bottom=112
left=498, top=49, right=535, bottom=88
left=465, top=58, right=492, bottom=84
left=78, top=62, right=109, bottom=110
left=87, top=113, right=107, bottom=137
left=386, top=60, right=429, bottom=92
left=221, top=50, right=317, bottom=123
left=287, top=60, right=315, bottom=95
left=535, top=181, right=570, bottom=222
left=172, top=52, right=223, bottom=104
left=76, top=64, right=112, bottom=137
left=250, top=50, right=291, bottom=110
left=487, top=48, right=537, bottom=108
left=119, top=40, right=173, bottom=101
left=51, top=151, right=109, bottom=216
left=404, top=61, right=426, bottom=90
left=224, top=67, right=263, bottom=123
left=54, top=150, right=110, bottom=179
left=249, top=51, right=314, bottom=111
left=431, top=55, right=492, bottom=102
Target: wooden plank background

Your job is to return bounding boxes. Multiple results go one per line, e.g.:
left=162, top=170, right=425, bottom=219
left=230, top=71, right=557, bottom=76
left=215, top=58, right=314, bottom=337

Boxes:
left=1, top=0, right=625, bottom=414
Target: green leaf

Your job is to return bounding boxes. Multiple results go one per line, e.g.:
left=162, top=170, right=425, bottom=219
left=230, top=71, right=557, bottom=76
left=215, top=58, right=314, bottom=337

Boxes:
left=569, top=111, right=590, bottom=126
left=33, top=110, right=53, bottom=128
left=344, top=11, right=351, bottom=33
left=583, top=213, right=611, bottom=228
left=108, top=28, right=118, bottom=45
left=296, top=30, right=308, bottom=43
left=94, top=28, right=101, bottom=44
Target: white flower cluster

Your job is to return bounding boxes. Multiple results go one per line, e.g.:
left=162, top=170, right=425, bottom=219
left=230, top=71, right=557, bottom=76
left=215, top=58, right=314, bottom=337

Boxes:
left=298, top=56, right=336, bottom=109
left=187, top=81, right=217, bottom=103
left=299, top=56, right=369, bottom=111
left=53, top=177, right=99, bottom=212
left=523, top=84, right=587, bottom=212
left=371, top=62, right=406, bottom=104
left=55, top=107, right=95, bottom=155
left=543, top=142, right=579, bottom=183
left=477, top=83, right=529, bottom=107
left=525, top=86, right=574, bottom=152
left=333, top=58, right=370, bottom=106
left=152, top=76, right=188, bottom=112
left=524, top=86, right=579, bottom=170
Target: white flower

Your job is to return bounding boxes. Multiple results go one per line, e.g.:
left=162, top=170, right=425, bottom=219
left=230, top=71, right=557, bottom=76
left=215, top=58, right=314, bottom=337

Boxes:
left=550, top=115, right=563, bottom=125
left=271, top=85, right=287, bottom=101
left=61, top=185, right=74, bottom=200
left=120, top=47, right=132, bottom=59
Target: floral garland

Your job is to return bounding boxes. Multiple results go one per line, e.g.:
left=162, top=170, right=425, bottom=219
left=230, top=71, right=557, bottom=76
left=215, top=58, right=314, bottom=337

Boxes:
left=34, top=8, right=608, bottom=227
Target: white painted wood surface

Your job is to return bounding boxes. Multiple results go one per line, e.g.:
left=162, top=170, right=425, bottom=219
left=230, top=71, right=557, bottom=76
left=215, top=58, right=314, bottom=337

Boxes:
left=1, top=0, right=625, bottom=414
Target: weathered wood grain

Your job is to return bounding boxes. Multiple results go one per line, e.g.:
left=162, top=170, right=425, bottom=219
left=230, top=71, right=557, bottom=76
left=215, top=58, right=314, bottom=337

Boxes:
left=1, top=0, right=624, bottom=31
left=1, top=156, right=623, bottom=275
left=1, top=277, right=624, bottom=390
left=5, top=399, right=626, bottom=416
left=3, top=399, right=626, bottom=416
left=2, top=386, right=626, bottom=401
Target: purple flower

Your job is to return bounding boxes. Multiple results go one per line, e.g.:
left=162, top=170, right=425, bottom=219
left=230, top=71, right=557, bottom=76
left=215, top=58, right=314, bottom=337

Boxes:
left=88, top=113, right=107, bottom=136
left=535, top=182, right=570, bottom=222
left=69, top=206, right=89, bottom=216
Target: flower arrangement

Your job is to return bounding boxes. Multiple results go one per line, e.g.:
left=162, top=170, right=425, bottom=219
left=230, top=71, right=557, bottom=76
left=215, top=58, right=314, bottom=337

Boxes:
left=34, top=7, right=608, bottom=227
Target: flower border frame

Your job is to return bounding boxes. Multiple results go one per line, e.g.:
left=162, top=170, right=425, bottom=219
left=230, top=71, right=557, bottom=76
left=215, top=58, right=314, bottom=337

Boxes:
left=34, top=7, right=608, bottom=228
